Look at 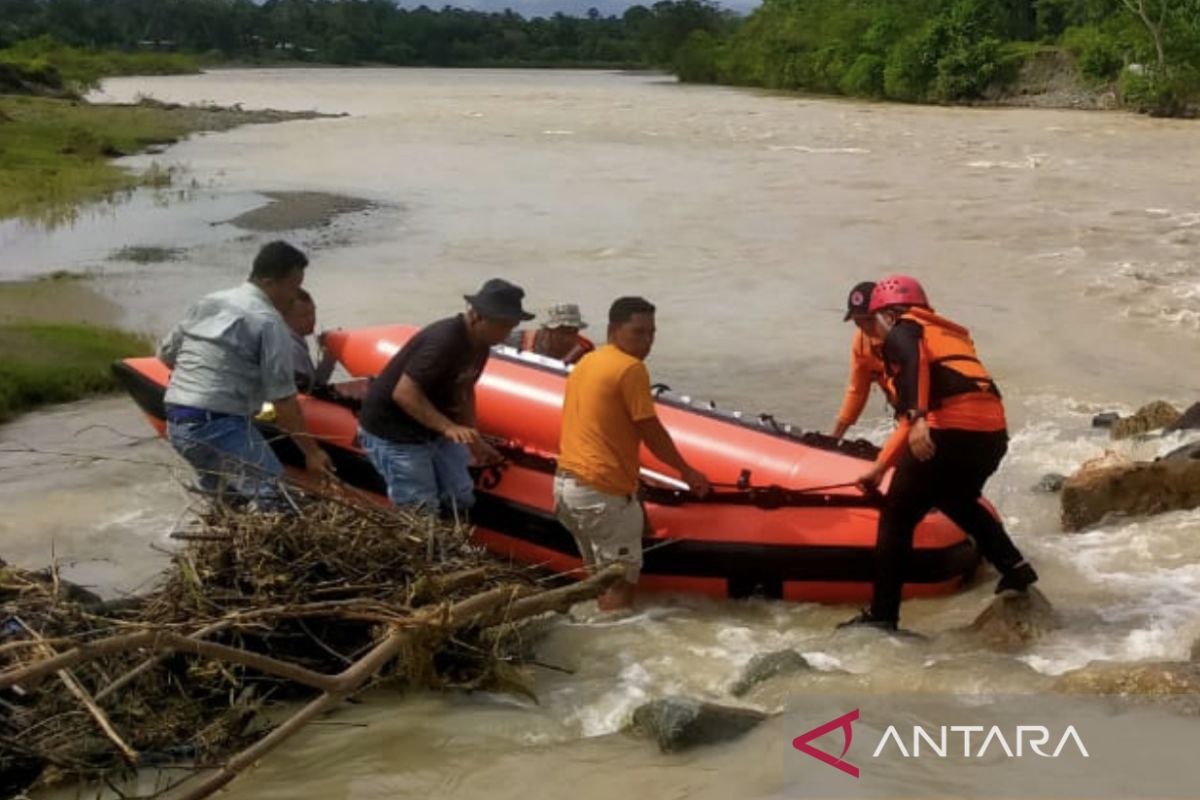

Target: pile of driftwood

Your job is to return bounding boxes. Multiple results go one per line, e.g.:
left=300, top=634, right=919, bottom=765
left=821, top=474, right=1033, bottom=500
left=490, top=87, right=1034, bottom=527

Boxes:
left=0, top=489, right=621, bottom=799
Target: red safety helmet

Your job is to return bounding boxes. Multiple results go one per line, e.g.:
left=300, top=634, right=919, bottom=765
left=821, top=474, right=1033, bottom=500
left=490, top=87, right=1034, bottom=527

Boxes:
left=868, top=274, right=929, bottom=313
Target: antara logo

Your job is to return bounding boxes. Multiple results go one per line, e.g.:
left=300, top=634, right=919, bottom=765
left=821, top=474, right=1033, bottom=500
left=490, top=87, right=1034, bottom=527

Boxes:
left=792, top=709, right=861, bottom=778
left=793, top=710, right=1090, bottom=778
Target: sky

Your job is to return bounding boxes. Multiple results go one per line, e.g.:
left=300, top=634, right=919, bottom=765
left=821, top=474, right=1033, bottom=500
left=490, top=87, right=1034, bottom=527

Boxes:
left=394, top=0, right=762, bottom=17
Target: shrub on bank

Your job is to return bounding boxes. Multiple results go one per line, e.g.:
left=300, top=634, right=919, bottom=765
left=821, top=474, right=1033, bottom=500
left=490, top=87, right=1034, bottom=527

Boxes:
left=674, top=30, right=723, bottom=83
left=1062, top=26, right=1125, bottom=83
left=1119, top=67, right=1200, bottom=117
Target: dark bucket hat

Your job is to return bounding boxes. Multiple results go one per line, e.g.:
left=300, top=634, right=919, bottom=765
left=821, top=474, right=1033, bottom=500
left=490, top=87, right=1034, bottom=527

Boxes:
left=844, top=281, right=877, bottom=321
left=464, top=278, right=535, bottom=321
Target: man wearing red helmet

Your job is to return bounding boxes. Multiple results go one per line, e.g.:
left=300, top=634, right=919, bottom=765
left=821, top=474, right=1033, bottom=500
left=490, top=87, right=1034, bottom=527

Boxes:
left=830, top=281, right=896, bottom=440
left=842, top=275, right=1038, bottom=631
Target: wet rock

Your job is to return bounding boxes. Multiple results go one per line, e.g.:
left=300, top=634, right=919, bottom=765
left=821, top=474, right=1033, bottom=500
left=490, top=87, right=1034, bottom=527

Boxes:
left=1054, top=661, right=1200, bottom=715
left=730, top=650, right=811, bottom=697
left=1033, top=473, right=1067, bottom=493
left=1110, top=400, right=1181, bottom=440
left=1060, top=457, right=1200, bottom=531
left=1191, top=638, right=1200, bottom=662
left=966, top=588, right=1060, bottom=650
left=108, top=245, right=186, bottom=264
left=629, top=696, right=768, bottom=753
left=1165, top=402, right=1200, bottom=433
left=1091, top=411, right=1120, bottom=429
left=1160, top=440, right=1200, bottom=462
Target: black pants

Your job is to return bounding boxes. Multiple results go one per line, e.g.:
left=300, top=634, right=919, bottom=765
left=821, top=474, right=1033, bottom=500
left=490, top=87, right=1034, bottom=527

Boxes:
left=869, top=429, right=1025, bottom=624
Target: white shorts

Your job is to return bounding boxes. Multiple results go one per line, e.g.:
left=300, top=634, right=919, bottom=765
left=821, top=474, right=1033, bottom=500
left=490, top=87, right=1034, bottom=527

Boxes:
left=553, top=472, right=645, bottom=584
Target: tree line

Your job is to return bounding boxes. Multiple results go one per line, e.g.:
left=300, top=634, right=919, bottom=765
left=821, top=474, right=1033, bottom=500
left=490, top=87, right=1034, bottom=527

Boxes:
left=677, top=0, right=1200, bottom=116
left=1, top=0, right=1196, bottom=115
left=0, top=0, right=735, bottom=69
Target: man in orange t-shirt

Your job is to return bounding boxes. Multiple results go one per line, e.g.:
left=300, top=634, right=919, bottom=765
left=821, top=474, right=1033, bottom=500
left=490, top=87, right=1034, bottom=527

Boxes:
left=555, top=296, right=710, bottom=611
left=831, top=281, right=896, bottom=440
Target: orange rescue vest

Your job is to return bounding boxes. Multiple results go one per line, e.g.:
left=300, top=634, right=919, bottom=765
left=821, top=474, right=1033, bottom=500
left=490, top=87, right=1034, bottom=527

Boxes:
left=899, top=307, right=1000, bottom=410
left=516, top=329, right=595, bottom=364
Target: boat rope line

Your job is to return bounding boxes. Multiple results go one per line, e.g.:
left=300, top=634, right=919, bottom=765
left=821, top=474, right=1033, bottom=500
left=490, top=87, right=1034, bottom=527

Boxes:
left=481, top=440, right=883, bottom=510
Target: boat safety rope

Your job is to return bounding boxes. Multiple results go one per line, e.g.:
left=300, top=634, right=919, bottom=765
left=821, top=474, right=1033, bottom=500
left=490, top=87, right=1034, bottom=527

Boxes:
left=479, top=439, right=883, bottom=510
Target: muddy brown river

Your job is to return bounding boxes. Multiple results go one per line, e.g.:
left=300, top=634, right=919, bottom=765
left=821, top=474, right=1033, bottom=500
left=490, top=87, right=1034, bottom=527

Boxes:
left=3, top=68, right=1199, bottom=798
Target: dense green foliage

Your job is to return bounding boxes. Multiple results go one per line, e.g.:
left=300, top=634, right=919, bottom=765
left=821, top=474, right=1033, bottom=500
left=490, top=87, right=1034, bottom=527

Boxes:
left=698, top=0, right=1200, bottom=115
left=0, top=35, right=196, bottom=90
left=0, top=321, right=151, bottom=422
left=0, top=0, right=734, bottom=69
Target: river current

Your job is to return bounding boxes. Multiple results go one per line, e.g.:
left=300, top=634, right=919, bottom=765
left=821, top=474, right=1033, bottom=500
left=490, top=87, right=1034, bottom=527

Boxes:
left=3, top=68, right=1198, bottom=799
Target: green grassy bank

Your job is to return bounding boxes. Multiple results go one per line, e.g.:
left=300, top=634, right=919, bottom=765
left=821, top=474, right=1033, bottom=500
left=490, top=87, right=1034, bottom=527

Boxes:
left=0, top=320, right=151, bottom=423
left=0, top=278, right=152, bottom=424
left=0, top=95, right=192, bottom=224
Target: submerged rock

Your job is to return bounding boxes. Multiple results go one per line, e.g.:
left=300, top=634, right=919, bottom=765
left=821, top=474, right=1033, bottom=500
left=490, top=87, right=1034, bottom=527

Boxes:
left=1033, top=473, right=1067, bottom=493
left=1161, top=440, right=1200, bottom=462
left=730, top=649, right=812, bottom=697
left=966, top=588, right=1060, bottom=650
left=108, top=245, right=186, bottom=264
left=1060, top=457, right=1200, bottom=531
left=629, top=696, right=768, bottom=753
left=1054, top=661, right=1200, bottom=715
left=1109, top=400, right=1181, bottom=440
left=1091, top=411, right=1120, bottom=429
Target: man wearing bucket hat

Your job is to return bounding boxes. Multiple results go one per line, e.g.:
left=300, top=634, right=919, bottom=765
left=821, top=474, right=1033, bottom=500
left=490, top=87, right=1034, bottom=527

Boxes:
left=830, top=281, right=897, bottom=440
left=505, top=302, right=595, bottom=364
left=359, top=278, right=533, bottom=513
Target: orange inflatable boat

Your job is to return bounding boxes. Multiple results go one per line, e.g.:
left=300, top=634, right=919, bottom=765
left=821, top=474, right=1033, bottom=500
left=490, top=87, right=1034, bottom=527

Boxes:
left=114, top=323, right=979, bottom=603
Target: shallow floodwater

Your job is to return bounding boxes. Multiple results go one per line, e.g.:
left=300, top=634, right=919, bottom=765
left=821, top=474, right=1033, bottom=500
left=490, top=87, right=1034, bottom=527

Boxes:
left=3, top=69, right=1199, bottom=799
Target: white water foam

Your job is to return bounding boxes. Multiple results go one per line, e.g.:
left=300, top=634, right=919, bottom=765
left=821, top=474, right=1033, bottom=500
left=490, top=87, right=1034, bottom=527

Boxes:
left=768, top=145, right=870, bottom=154
left=998, top=396, right=1200, bottom=674
left=965, top=154, right=1046, bottom=169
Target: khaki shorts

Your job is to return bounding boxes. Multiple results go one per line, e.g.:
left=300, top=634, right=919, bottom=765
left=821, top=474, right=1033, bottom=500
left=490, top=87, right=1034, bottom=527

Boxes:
left=553, top=472, right=645, bottom=584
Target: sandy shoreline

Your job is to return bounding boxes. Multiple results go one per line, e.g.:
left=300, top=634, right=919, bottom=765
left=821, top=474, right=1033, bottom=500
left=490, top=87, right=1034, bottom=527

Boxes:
left=0, top=275, right=124, bottom=326
left=224, top=190, right=378, bottom=232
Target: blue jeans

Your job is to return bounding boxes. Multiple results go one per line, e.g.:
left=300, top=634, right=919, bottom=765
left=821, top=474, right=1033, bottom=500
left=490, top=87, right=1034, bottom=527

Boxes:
left=167, top=415, right=284, bottom=506
left=358, top=427, right=475, bottom=513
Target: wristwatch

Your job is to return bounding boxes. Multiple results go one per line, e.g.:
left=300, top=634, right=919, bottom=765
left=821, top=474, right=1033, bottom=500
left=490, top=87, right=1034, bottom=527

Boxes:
left=905, top=409, right=928, bottom=422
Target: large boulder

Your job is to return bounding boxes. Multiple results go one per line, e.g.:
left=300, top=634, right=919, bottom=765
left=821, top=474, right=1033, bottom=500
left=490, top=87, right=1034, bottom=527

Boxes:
left=1060, top=457, right=1200, bottom=531
left=730, top=650, right=812, bottom=697
left=628, top=696, right=768, bottom=753
left=1109, top=400, right=1181, bottom=440
left=965, top=588, right=1060, bottom=650
left=1164, top=402, right=1200, bottom=433
left=1054, top=661, right=1200, bottom=715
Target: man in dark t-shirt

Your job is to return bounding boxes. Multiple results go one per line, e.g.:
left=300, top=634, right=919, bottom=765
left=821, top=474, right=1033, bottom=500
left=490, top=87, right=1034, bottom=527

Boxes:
left=359, top=278, right=533, bottom=512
